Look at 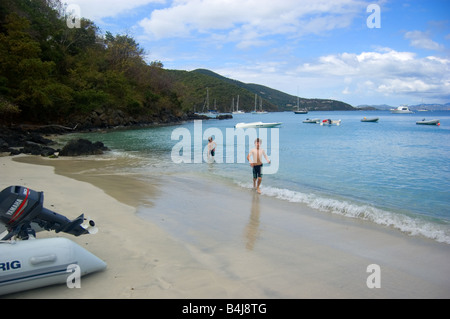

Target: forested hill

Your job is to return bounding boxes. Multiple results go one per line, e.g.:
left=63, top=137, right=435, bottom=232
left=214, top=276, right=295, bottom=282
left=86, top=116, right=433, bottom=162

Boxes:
left=0, top=0, right=182, bottom=127
left=189, top=69, right=354, bottom=112
left=167, top=69, right=282, bottom=113
left=0, top=0, right=354, bottom=129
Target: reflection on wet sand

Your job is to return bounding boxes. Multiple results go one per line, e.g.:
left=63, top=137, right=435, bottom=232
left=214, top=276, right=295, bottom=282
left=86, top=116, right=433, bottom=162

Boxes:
left=244, top=192, right=261, bottom=250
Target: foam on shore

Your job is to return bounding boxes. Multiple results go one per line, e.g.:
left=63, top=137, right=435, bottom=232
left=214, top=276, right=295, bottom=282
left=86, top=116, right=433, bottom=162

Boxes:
left=2, top=155, right=450, bottom=298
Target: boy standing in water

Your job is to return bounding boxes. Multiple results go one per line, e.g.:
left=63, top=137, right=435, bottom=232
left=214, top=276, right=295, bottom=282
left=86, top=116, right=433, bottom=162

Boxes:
left=247, top=138, right=271, bottom=194
left=207, top=136, right=216, bottom=162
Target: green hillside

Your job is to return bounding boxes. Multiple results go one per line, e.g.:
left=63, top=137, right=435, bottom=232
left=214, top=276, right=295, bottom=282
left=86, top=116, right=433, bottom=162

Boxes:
left=168, top=69, right=279, bottom=113
left=191, top=69, right=355, bottom=112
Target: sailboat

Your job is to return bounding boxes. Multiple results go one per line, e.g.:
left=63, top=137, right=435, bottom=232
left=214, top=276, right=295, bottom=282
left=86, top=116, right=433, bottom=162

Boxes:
left=294, top=96, right=308, bottom=114
left=251, top=94, right=268, bottom=114
left=196, top=88, right=218, bottom=117
left=232, top=95, right=245, bottom=114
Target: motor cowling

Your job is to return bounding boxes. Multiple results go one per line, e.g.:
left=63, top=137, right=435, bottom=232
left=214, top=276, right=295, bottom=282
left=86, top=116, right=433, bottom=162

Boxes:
left=0, top=186, right=92, bottom=240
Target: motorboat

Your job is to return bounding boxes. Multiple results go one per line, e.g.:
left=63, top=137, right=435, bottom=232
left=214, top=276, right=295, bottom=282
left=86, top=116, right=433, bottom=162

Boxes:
left=390, top=105, right=413, bottom=113
left=251, top=111, right=268, bottom=114
left=235, top=122, right=282, bottom=128
left=303, top=118, right=320, bottom=124
left=320, top=119, right=341, bottom=126
left=361, top=117, right=379, bottom=122
left=416, top=119, right=440, bottom=125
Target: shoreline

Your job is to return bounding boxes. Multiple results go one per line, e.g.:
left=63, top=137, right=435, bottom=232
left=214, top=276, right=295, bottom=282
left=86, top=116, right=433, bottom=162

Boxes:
left=1, top=155, right=450, bottom=298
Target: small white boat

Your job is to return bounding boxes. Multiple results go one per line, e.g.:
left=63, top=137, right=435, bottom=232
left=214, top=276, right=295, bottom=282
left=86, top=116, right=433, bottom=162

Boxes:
left=235, top=122, right=282, bottom=128
left=303, top=118, right=320, bottom=124
left=0, top=237, right=106, bottom=296
left=416, top=119, right=440, bottom=125
left=361, top=117, right=379, bottom=122
left=251, top=111, right=268, bottom=115
left=320, top=119, right=341, bottom=126
left=390, top=105, right=413, bottom=113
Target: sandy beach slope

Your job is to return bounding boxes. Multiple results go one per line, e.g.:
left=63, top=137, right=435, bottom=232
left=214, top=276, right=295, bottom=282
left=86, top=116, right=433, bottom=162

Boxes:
left=1, top=155, right=450, bottom=299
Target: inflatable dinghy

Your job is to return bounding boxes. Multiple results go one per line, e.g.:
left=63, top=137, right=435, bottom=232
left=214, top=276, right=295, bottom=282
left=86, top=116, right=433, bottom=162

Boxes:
left=0, top=185, right=106, bottom=296
left=0, top=237, right=106, bottom=296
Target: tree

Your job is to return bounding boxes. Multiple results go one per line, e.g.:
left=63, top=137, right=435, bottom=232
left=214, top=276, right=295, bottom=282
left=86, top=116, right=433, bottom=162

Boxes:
left=0, top=95, right=21, bottom=124
left=104, top=32, right=145, bottom=69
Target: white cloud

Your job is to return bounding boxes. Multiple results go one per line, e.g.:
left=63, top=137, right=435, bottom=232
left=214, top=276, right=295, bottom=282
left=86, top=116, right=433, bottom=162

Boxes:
left=138, top=0, right=368, bottom=46
left=216, top=48, right=450, bottom=105
left=63, top=0, right=164, bottom=21
left=294, top=48, right=450, bottom=102
left=377, top=79, right=438, bottom=94
left=405, top=30, right=445, bottom=51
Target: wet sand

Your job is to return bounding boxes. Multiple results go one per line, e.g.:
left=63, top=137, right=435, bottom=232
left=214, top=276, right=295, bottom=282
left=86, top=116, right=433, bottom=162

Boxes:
left=1, top=155, right=450, bottom=299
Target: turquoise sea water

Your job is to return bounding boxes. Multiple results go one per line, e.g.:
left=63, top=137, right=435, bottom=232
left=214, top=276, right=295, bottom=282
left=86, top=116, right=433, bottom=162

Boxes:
left=59, top=110, right=450, bottom=244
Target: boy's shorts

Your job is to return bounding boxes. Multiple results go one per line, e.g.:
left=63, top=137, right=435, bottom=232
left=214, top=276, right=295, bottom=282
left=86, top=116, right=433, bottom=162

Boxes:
left=252, top=164, right=263, bottom=179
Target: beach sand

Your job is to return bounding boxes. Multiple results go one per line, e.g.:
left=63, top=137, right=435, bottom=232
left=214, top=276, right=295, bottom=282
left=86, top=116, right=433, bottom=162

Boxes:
left=1, top=154, right=450, bottom=299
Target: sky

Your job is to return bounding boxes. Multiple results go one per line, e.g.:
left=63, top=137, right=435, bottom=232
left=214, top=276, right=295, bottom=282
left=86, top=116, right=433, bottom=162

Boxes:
left=63, top=0, right=450, bottom=106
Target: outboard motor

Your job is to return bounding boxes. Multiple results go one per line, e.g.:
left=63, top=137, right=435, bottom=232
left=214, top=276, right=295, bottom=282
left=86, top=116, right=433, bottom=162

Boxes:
left=0, top=186, right=96, bottom=240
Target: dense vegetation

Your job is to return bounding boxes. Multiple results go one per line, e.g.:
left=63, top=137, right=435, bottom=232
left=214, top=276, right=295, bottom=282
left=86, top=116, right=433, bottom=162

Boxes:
left=0, top=0, right=354, bottom=128
left=0, top=0, right=182, bottom=126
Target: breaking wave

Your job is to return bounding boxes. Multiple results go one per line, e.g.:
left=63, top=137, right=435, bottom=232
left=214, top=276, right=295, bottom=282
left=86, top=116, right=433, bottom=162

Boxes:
left=237, top=182, right=450, bottom=245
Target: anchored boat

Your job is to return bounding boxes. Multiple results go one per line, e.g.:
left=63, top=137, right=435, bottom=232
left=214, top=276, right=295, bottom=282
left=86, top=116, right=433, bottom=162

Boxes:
left=361, top=117, right=379, bottom=122
left=390, top=105, right=413, bottom=113
left=303, top=118, right=320, bottom=124
left=320, top=119, right=341, bottom=126
left=416, top=119, right=440, bottom=125
left=235, top=122, right=282, bottom=128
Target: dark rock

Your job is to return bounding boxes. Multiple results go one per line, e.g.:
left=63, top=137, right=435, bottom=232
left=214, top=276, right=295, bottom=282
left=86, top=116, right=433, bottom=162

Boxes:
left=0, top=126, right=59, bottom=156
left=27, top=132, right=54, bottom=146
left=21, top=142, right=57, bottom=156
left=185, top=112, right=209, bottom=120
left=59, top=138, right=110, bottom=156
left=0, top=137, right=8, bottom=149
left=216, top=114, right=233, bottom=120
left=8, top=149, right=21, bottom=156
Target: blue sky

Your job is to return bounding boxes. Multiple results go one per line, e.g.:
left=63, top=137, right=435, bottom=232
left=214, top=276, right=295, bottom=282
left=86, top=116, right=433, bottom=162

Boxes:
left=65, top=0, right=450, bottom=106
